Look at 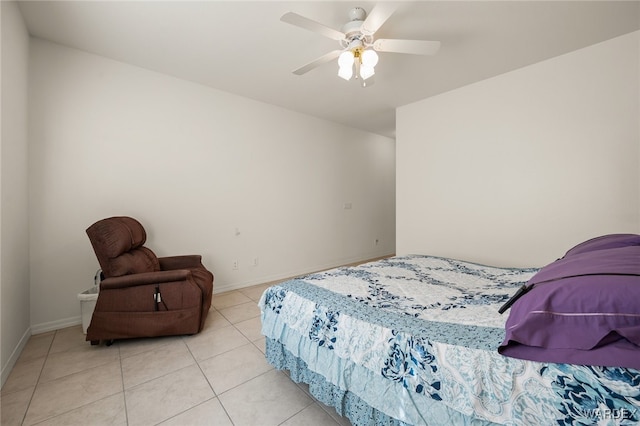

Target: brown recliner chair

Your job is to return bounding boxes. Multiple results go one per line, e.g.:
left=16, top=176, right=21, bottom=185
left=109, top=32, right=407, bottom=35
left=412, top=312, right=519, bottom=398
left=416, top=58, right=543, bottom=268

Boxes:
left=85, top=216, right=213, bottom=345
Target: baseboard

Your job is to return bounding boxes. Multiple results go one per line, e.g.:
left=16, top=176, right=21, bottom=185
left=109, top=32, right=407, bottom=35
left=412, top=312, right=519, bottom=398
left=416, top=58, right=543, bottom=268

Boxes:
left=214, top=252, right=395, bottom=294
left=27, top=253, right=396, bottom=335
left=1, top=326, right=31, bottom=388
left=31, top=316, right=81, bottom=335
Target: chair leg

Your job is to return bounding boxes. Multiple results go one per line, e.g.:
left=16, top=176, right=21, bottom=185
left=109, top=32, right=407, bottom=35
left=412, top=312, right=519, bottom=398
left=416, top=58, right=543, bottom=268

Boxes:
left=90, top=340, right=114, bottom=346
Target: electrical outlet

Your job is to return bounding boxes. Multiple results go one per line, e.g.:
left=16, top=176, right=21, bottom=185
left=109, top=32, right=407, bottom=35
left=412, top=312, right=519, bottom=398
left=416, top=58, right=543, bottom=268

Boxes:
left=232, top=260, right=239, bottom=270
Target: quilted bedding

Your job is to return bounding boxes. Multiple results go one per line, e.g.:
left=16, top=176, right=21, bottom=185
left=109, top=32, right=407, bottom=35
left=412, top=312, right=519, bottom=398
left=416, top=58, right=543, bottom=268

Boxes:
left=259, top=255, right=640, bottom=425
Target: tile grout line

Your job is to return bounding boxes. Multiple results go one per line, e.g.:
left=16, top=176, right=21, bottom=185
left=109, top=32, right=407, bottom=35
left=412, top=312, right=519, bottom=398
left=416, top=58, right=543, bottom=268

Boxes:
left=25, top=338, right=126, bottom=425
left=209, top=308, right=271, bottom=424
left=171, top=335, right=232, bottom=425
left=19, top=330, right=57, bottom=425
left=276, top=399, right=318, bottom=426
left=182, top=304, right=275, bottom=425
left=118, top=342, right=130, bottom=426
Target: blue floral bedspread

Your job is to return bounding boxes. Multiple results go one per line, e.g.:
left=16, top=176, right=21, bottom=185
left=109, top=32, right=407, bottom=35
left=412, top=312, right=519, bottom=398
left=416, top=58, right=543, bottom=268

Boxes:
left=259, top=255, right=640, bottom=425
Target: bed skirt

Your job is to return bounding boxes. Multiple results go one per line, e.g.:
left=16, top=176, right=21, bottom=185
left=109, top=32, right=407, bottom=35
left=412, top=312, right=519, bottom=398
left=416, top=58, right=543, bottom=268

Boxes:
left=265, top=338, right=497, bottom=426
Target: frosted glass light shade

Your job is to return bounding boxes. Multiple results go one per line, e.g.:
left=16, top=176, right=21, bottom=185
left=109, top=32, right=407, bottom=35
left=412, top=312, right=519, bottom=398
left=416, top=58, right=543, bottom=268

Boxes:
left=361, top=49, right=378, bottom=67
left=338, top=51, right=355, bottom=68
left=338, top=65, right=353, bottom=80
left=338, top=50, right=354, bottom=80
left=360, top=65, right=375, bottom=80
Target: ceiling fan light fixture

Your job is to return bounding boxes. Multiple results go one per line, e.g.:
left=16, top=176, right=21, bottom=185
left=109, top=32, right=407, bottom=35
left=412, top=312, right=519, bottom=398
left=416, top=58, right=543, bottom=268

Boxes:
left=282, top=5, right=440, bottom=87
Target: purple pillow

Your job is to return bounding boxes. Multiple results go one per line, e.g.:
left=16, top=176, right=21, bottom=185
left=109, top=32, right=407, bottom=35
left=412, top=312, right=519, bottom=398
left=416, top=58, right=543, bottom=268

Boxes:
left=563, top=233, right=640, bottom=257
left=499, top=237, right=640, bottom=370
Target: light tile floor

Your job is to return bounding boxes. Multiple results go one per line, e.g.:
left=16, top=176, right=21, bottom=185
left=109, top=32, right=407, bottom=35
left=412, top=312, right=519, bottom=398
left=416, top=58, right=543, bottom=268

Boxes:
left=1, top=283, right=353, bottom=426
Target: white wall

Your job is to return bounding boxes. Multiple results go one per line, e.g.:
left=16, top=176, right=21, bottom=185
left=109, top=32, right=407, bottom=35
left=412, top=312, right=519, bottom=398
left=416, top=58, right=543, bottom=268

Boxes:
left=397, top=31, right=640, bottom=268
left=28, top=39, right=396, bottom=333
left=1, top=1, right=31, bottom=386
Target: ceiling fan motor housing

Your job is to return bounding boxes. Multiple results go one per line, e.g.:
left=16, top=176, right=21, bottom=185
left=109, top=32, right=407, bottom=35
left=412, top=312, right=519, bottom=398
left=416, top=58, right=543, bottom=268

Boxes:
left=341, top=7, right=372, bottom=48
left=347, top=7, right=367, bottom=22
left=342, top=19, right=364, bottom=36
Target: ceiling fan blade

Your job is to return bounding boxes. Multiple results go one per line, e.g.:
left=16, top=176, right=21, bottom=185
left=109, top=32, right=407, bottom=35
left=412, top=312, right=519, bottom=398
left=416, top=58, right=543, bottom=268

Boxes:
left=292, top=49, right=343, bottom=75
left=361, top=3, right=398, bottom=35
left=281, top=12, right=345, bottom=41
left=373, top=39, right=441, bottom=56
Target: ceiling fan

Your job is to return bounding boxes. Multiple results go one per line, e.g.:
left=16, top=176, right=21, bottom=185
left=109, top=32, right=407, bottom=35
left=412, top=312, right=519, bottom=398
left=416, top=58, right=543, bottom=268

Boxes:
left=281, top=4, right=441, bottom=87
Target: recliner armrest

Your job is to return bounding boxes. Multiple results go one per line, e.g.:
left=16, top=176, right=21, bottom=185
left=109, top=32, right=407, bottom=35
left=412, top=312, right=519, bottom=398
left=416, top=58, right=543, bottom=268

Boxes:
left=158, top=255, right=203, bottom=271
left=100, top=269, right=191, bottom=290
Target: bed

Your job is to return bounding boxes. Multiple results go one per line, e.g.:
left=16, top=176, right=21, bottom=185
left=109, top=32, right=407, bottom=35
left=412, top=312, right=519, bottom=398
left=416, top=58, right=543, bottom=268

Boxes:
left=259, top=237, right=640, bottom=425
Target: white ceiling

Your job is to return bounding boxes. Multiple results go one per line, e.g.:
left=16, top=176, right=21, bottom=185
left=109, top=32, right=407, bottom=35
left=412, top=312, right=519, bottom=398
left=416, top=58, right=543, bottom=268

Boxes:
left=17, top=1, right=640, bottom=138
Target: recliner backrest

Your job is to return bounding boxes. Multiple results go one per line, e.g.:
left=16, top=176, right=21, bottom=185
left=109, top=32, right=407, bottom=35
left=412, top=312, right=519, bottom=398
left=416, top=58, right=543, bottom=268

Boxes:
left=86, top=216, right=160, bottom=278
